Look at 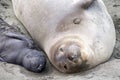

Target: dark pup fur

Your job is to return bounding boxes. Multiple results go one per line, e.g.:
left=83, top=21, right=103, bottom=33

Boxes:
left=0, top=18, right=46, bottom=72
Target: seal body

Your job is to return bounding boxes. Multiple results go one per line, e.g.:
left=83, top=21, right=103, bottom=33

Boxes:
left=12, top=0, right=116, bottom=73
left=0, top=18, right=46, bottom=72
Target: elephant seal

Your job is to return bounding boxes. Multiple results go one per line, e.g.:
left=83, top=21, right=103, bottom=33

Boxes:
left=12, top=0, right=116, bottom=73
left=0, top=18, right=46, bottom=72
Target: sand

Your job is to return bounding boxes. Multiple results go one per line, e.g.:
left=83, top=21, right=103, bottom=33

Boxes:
left=0, top=0, right=120, bottom=80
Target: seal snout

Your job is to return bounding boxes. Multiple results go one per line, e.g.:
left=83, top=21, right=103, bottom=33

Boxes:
left=66, top=44, right=81, bottom=63
left=54, top=43, right=87, bottom=73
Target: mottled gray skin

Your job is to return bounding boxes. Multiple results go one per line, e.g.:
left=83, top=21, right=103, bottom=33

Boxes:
left=0, top=18, right=46, bottom=72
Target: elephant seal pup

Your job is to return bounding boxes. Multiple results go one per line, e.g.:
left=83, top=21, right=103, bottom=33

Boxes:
left=12, top=0, right=116, bottom=73
left=0, top=18, right=46, bottom=72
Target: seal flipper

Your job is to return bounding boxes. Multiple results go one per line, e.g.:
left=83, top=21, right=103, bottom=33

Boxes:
left=0, top=57, right=5, bottom=62
left=5, top=32, right=41, bottom=50
left=79, top=0, right=95, bottom=9
left=113, top=48, right=120, bottom=59
left=5, top=32, right=33, bottom=48
left=114, top=53, right=120, bottom=59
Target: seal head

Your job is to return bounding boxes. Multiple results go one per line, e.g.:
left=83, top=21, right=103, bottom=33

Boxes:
left=23, top=49, right=46, bottom=72
left=50, top=39, right=89, bottom=73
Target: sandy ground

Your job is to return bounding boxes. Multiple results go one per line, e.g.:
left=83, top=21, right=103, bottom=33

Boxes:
left=0, top=0, right=120, bottom=80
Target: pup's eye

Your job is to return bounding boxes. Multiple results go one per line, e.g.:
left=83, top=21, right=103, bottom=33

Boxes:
left=26, top=55, right=32, bottom=58
left=32, top=62, right=39, bottom=68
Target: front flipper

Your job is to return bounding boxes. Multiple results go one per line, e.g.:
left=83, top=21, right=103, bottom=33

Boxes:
left=0, top=57, right=5, bottom=62
left=113, top=48, right=120, bottom=59
left=79, top=0, right=95, bottom=9
left=5, top=32, right=33, bottom=48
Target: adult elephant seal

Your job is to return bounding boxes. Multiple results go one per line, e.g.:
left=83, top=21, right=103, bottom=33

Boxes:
left=12, top=0, right=116, bottom=73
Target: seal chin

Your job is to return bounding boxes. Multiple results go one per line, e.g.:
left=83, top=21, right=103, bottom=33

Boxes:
left=51, top=41, right=89, bottom=73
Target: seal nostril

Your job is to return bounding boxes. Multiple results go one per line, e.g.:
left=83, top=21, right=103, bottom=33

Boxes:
left=68, top=56, right=74, bottom=61
left=37, top=64, right=42, bottom=70
left=64, top=64, right=68, bottom=70
left=67, top=54, right=79, bottom=64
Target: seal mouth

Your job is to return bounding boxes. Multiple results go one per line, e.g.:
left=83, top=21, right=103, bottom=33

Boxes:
left=50, top=40, right=89, bottom=73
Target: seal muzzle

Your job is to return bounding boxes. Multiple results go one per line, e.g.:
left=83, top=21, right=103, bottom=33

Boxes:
left=50, top=40, right=89, bottom=73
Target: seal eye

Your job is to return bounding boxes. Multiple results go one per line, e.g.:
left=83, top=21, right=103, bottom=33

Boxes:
left=31, top=62, right=39, bottom=68
left=68, top=55, right=74, bottom=61
left=26, top=55, right=32, bottom=58
left=73, top=18, right=81, bottom=24
left=59, top=48, right=64, bottom=52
